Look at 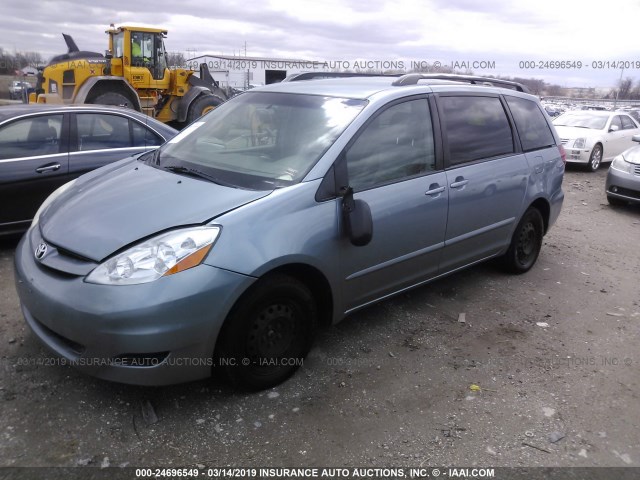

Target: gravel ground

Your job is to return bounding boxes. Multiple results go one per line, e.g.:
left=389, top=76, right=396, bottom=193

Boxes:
left=0, top=167, right=639, bottom=472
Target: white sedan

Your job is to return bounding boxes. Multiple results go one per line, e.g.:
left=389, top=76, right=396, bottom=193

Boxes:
left=553, top=111, right=640, bottom=171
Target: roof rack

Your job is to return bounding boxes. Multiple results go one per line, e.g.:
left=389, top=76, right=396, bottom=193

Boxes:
left=391, top=74, right=529, bottom=93
left=283, top=72, right=401, bottom=82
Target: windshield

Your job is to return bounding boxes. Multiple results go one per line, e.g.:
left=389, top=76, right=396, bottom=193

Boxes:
left=153, top=92, right=367, bottom=190
left=553, top=113, right=608, bottom=130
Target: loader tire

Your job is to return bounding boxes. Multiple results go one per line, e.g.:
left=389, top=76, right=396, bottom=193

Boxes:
left=187, top=94, right=223, bottom=123
left=91, top=92, right=132, bottom=109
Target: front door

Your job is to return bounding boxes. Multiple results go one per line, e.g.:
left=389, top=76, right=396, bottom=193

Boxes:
left=339, top=97, right=448, bottom=311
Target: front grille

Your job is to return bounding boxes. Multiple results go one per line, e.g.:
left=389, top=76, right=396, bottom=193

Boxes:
left=634, top=164, right=640, bottom=176
left=560, top=139, right=568, bottom=145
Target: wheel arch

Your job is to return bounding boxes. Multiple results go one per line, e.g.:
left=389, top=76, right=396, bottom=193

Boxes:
left=248, top=263, right=335, bottom=328
left=76, top=77, right=142, bottom=111
left=527, top=197, right=551, bottom=234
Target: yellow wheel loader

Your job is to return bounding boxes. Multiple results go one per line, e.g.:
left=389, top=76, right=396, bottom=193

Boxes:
left=29, top=25, right=229, bottom=126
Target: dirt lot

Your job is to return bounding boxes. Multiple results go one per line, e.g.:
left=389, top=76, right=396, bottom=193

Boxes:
left=0, top=167, right=638, bottom=473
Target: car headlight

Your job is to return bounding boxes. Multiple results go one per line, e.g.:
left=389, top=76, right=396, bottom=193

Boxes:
left=31, top=179, right=78, bottom=229
left=85, top=226, right=220, bottom=285
left=573, top=138, right=586, bottom=149
left=610, top=155, right=633, bottom=174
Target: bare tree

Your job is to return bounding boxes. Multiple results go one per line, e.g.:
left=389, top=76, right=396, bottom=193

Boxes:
left=166, top=52, right=186, bottom=68
left=617, top=77, right=633, bottom=100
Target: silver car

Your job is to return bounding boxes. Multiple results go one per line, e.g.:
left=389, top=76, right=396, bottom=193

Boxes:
left=14, top=74, right=566, bottom=390
left=606, top=134, right=640, bottom=205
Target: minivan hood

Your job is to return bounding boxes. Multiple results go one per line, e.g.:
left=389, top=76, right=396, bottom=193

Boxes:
left=553, top=125, right=603, bottom=139
left=40, top=161, right=271, bottom=261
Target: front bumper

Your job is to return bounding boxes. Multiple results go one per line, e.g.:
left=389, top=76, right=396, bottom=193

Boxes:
left=606, top=167, right=640, bottom=204
left=563, top=146, right=592, bottom=164
left=14, top=228, right=255, bottom=386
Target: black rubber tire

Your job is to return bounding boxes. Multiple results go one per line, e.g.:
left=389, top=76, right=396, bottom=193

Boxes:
left=587, top=144, right=603, bottom=172
left=217, top=274, right=317, bottom=391
left=501, top=208, right=544, bottom=274
left=607, top=195, right=626, bottom=206
left=187, top=94, right=223, bottom=123
left=91, top=92, right=133, bottom=109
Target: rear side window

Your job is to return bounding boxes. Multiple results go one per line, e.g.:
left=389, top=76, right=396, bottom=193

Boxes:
left=620, top=115, right=637, bottom=130
left=132, top=121, right=163, bottom=146
left=440, top=96, right=513, bottom=165
left=77, top=113, right=131, bottom=151
left=506, top=96, right=556, bottom=151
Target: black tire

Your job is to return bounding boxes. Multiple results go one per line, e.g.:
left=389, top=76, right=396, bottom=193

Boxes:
left=187, top=94, right=223, bottom=123
left=607, top=195, right=626, bottom=206
left=90, top=92, right=132, bottom=109
left=587, top=144, right=603, bottom=172
left=501, top=208, right=544, bottom=274
left=217, top=274, right=317, bottom=391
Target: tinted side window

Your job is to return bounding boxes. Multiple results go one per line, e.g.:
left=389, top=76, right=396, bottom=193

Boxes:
left=131, top=121, right=163, bottom=146
left=77, top=114, right=131, bottom=151
left=440, top=96, right=513, bottom=165
left=0, top=115, right=63, bottom=160
left=620, top=115, right=637, bottom=130
left=346, top=99, right=435, bottom=192
left=505, top=96, right=556, bottom=151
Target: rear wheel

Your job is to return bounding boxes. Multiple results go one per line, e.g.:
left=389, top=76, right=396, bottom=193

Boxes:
left=501, top=208, right=544, bottom=274
left=187, top=94, right=223, bottom=123
left=90, top=92, right=132, bottom=109
left=217, top=274, right=317, bottom=391
left=587, top=144, right=602, bottom=172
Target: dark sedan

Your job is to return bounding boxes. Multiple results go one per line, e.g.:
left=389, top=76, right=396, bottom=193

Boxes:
left=0, top=104, right=177, bottom=236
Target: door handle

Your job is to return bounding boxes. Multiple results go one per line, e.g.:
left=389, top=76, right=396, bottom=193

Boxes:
left=450, top=177, right=468, bottom=188
left=425, top=184, right=445, bottom=196
left=35, top=163, right=61, bottom=173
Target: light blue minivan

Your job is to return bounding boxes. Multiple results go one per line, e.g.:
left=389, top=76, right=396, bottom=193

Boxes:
left=14, top=74, right=565, bottom=390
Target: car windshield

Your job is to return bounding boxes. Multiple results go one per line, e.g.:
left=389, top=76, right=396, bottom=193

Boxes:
left=153, top=92, right=367, bottom=190
left=553, top=113, right=608, bottom=130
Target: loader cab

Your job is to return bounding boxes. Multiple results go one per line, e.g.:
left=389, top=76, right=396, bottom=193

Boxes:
left=129, top=30, right=168, bottom=80
left=108, top=26, right=170, bottom=86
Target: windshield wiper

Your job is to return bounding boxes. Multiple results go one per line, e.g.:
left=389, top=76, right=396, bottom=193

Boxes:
left=163, top=164, right=237, bottom=188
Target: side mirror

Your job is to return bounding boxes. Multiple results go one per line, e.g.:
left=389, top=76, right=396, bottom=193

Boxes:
left=609, top=124, right=620, bottom=132
left=342, top=187, right=373, bottom=246
left=632, top=134, right=640, bottom=143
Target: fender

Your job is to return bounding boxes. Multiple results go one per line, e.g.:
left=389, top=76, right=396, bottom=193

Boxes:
left=75, top=77, right=142, bottom=111
left=176, top=86, right=209, bottom=123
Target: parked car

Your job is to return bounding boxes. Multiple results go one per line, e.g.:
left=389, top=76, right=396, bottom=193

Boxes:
left=14, top=74, right=566, bottom=390
left=606, top=134, right=640, bottom=205
left=553, top=111, right=640, bottom=171
left=8, top=81, right=32, bottom=100
left=0, top=104, right=177, bottom=236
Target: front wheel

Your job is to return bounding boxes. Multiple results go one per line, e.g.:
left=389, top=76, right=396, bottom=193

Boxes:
left=501, top=208, right=544, bottom=274
left=187, top=94, right=223, bottom=123
left=217, top=274, right=317, bottom=391
left=587, top=144, right=603, bottom=172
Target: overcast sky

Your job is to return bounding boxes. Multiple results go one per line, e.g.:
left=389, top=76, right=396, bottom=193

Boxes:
left=3, top=0, right=640, bottom=88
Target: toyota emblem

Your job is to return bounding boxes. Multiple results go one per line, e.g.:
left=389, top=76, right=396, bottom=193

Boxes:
left=35, top=242, right=48, bottom=260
